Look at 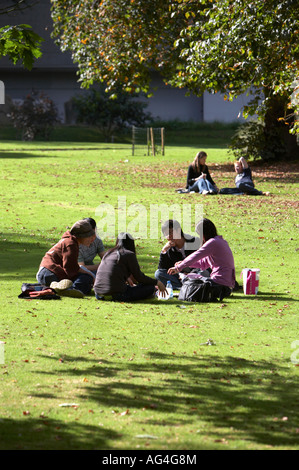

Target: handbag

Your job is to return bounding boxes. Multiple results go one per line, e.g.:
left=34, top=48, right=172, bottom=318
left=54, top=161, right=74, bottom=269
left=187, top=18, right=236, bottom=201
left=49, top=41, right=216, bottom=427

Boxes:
left=178, top=277, right=231, bottom=303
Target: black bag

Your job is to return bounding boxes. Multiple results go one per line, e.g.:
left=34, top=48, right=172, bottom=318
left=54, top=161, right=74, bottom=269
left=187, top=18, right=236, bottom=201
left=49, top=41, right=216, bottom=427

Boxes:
left=178, top=277, right=231, bottom=303
left=18, top=283, right=61, bottom=300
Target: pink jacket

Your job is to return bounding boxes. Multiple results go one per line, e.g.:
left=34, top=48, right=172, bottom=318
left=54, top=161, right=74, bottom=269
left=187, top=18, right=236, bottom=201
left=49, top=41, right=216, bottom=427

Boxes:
left=176, top=236, right=235, bottom=288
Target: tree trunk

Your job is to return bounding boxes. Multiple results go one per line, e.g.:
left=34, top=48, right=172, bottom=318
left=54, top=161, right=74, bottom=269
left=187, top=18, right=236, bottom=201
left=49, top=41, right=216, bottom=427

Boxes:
left=262, top=93, right=299, bottom=161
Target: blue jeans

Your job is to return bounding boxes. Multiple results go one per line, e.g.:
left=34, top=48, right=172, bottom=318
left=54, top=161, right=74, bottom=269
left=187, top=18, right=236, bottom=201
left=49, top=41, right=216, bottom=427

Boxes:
left=155, top=269, right=182, bottom=289
left=37, top=267, right=94, bottom=295
left=111, top=284, right=156, bottom=302
left=220, top=183, right=262, bottom=196
left=188, top=178, right=217, bottom=193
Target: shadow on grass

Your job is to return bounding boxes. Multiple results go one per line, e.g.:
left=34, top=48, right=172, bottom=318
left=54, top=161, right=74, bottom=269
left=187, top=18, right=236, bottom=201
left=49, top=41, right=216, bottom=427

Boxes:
left=20, top=351, right=299, bottom=449
left=0, top=152, right=56, bottom=159
left=230, top=291, right=299, bottom=302
left=0, top=417, right=121, bottom=450
left=0, top=235, right=51, bottom=277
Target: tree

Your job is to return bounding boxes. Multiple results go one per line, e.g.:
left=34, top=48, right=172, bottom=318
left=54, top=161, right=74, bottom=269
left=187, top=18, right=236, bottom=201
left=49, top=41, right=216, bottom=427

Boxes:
left=172, top=0, right=299, bottom=159
left=72, top=86, right=151, bottom=141
left=0, top=1, right=43, bottom=70
left=51, top=0, right=299, bottom=159
left=0, top=24, right=43, bottom=69
left=50, top=0, right=193, bottom=93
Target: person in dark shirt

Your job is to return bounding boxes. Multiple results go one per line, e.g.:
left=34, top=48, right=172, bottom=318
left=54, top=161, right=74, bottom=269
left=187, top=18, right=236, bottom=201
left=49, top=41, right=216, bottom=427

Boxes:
left=220, top=157, right=270, bottom=195
left=186, top=151, right=218, bottom=194
left=155, top=219, right=204, bottom=289
left=94, top=232, right=166, bottom=301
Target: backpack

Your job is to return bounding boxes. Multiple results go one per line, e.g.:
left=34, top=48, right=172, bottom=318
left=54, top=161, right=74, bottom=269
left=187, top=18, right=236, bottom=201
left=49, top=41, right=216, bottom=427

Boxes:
left=178, top=277, right=231, bottom=303
left=18, top=283, right=61, bottom=300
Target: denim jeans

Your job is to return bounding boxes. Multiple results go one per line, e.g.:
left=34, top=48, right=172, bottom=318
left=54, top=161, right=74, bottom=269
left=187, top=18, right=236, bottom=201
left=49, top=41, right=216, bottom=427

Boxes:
left=37, top=267, right=94, bottom=295
left=155, top=269, right=182, bottom=289
left=188, top=178, right=217, bottom=193
left=111, top=284, right=156, bottom=302
left=220, top=183, right=262, bottom=196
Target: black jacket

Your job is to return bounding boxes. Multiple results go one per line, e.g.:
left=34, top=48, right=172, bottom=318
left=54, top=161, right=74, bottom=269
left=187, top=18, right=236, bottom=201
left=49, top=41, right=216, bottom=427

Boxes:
left=186, top=164, right=215, bottom=189
left=94, top=248, right=156, bottom=295
left=158, top=235, right=201, bottom=271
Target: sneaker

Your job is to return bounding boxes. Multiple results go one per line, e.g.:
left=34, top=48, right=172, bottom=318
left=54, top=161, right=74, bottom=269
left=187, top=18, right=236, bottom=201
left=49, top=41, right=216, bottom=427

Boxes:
left=202, top=190, right=209, bottom=195
left=50, top=279, right=73, bottom=290
left=50, top=279, right=84, bottom=298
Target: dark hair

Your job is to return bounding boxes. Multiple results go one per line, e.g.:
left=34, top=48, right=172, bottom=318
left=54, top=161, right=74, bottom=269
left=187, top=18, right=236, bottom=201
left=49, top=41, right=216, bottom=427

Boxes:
left=161, top=219, right=184, bottom=238
left=116, top=232, right=136, bottom=253
left=84, top=217, right=96, bottom=230
left=196, top=218, right=218, bottom=244
left=102, top=232, right=135, bottom=261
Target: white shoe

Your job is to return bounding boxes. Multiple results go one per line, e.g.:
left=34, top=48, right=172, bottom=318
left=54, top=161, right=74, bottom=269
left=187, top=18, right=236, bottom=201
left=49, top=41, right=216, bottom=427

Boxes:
left=50, top=279, right=73, bottom=290
left=50, top=279, right=84, bottom=298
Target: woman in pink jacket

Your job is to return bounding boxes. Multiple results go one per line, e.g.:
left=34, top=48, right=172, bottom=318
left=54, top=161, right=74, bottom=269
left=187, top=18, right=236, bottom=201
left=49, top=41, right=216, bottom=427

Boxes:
left=168, top=218, right=235, bottom=290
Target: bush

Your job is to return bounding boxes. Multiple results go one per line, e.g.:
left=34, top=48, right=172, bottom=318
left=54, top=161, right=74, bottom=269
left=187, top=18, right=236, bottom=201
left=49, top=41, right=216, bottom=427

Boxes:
left=229, top=119, right=292, bottom=161
left=8, top=91, right=60, bottom=140
left=72, top=86, right=151, bottom=141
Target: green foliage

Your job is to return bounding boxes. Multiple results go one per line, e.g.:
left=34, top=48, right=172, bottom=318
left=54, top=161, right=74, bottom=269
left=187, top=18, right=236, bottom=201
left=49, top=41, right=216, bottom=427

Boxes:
left=50, top=0, right=193, bottom=93
left=229, top=120, right=287, bottom=162
left=172, top=0, right=299, bottom=125
left=51, top=0, right=299, bottom=155
left=0, top=24, right=43, bottom=70
left=72, top=87, right=151, bottom=141
left=8, top=91, right=60, bottom=140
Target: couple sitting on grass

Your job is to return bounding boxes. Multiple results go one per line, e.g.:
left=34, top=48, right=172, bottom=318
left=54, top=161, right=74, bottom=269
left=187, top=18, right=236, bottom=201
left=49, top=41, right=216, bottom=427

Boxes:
left=36, top=217, right=236, bottom=303
left=184, top=151, right=269, bottom=196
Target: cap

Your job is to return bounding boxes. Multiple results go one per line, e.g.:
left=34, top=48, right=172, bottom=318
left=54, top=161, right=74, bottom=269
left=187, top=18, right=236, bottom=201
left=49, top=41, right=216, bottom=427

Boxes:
left=70, top=220, right=95, bottom=238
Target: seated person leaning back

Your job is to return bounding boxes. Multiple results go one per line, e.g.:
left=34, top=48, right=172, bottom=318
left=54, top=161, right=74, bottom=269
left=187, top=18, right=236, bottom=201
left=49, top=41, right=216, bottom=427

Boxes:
left=155, top=219, right=207, bottom=290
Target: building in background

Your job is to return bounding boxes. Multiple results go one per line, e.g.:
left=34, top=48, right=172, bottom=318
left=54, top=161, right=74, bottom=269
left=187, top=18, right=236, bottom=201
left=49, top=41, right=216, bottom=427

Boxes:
left=0, top=0, right=250, bottom=124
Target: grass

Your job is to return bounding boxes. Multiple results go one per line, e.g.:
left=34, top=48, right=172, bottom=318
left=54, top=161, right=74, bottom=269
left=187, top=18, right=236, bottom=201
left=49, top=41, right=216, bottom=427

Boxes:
left=0, top=129, right=298, bottom=451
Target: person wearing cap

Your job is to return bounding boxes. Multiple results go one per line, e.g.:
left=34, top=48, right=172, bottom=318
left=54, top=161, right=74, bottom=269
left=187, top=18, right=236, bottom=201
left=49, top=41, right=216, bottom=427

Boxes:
left=36, top=220, right=96, bottom=297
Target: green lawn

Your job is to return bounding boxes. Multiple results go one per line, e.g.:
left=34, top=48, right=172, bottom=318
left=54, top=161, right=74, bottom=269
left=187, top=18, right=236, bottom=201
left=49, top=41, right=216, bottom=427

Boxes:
left=0, top=135, right=298, bottom=450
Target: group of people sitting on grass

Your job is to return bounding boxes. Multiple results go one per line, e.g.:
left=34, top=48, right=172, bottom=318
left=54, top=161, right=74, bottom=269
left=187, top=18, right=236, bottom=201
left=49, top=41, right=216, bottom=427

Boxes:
left=36, top=150, right=267, bottom=302
left=36, top=217, right=236, bottom=303
left=183, top=151, right=269, bottom=196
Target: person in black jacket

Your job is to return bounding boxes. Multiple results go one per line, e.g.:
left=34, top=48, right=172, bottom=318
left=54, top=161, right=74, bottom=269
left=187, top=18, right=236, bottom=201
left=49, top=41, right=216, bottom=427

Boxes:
left=186, top=151, right=218, bottom=194
left=155, top=220, right=203, bottom=289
